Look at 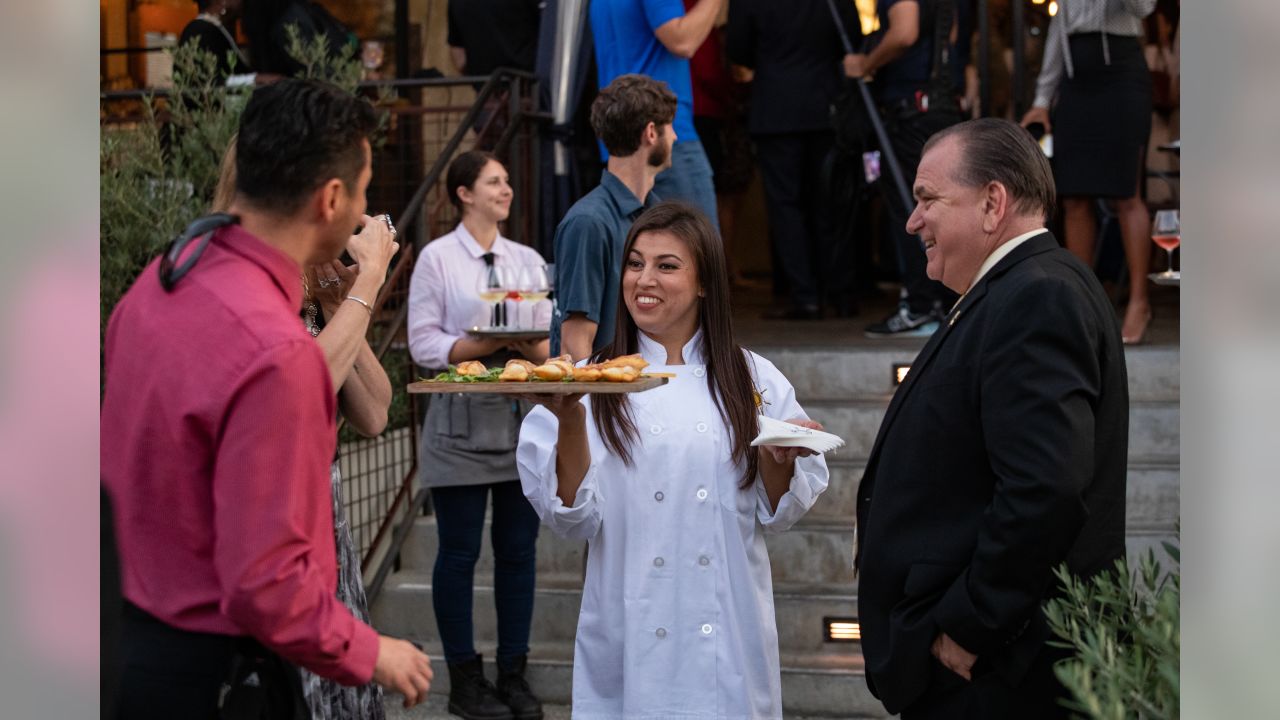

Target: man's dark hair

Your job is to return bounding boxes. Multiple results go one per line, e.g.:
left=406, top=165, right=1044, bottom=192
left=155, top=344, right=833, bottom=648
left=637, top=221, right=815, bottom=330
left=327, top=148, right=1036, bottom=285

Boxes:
left=923, top=117, right=1057, bottom=221
left=234, top=78, right=378, bottom=216
left=446, top=150, right=500, bottom=210
left=589, top=74, right=678, bottom=157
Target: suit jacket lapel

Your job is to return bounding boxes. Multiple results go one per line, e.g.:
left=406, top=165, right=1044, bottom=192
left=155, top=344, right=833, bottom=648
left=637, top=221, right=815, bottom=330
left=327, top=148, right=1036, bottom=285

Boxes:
left=864, top=232, right=1059, bottom=468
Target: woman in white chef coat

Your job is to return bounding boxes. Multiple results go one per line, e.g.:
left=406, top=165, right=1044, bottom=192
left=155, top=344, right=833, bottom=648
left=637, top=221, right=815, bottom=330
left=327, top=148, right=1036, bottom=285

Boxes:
left=517, top=202, right=830, bottom=719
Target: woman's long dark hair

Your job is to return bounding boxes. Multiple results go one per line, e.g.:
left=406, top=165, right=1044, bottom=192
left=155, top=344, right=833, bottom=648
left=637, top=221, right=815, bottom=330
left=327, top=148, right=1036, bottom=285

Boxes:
left=590, top=202, right=760, bottom=487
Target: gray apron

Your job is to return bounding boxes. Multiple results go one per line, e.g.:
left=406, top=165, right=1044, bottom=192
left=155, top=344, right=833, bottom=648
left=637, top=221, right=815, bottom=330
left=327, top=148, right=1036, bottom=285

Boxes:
left=417, top=387, right=529, bottom=489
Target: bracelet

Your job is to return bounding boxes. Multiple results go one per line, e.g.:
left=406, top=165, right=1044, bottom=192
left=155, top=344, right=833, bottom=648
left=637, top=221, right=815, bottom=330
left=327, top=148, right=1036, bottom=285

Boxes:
left=345, top=295, right=373, bottom=316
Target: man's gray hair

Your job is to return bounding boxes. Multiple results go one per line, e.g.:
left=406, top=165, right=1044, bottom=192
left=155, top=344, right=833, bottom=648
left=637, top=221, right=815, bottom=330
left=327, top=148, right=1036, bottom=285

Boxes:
left=923, top=118, right=1056, bottom=221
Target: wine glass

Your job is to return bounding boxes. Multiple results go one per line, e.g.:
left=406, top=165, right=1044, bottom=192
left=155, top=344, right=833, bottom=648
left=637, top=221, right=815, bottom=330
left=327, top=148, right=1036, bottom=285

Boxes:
left=1151, top=209, right=1180, bottom=277
left=516, top=264, right=552, bottom=330
left=476, top=264, right=514, bottom=328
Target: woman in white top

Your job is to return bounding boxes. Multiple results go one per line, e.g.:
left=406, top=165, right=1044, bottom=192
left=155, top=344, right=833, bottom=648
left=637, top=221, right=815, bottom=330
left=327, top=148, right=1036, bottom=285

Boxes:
left=407, top=151, right=550, bottom=720
left=517, top=202, right=830, bottom=719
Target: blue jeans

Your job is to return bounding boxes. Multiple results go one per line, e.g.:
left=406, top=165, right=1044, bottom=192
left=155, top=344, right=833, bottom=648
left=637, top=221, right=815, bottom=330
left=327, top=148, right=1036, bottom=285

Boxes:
left=431, top=481, right=540, bottom=665
left=653, top=140, right=720, bottom=232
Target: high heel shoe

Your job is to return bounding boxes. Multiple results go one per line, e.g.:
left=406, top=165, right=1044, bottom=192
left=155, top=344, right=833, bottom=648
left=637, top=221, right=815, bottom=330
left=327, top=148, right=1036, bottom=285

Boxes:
left=1121, top=304, right=1153, bottom=345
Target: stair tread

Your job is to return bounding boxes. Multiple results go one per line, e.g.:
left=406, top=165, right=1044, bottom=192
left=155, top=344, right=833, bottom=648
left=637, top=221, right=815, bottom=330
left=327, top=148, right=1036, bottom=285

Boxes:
left=400, top=638, right=870, bottom=675
left=384, top=571, right=857, bottom=599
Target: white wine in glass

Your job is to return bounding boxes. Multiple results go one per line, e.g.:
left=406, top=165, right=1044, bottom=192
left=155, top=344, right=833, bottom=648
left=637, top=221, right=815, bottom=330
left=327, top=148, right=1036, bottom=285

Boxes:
left=476, top=264, right=514, bottom=326
left=519, top=264, right=552, bottom=303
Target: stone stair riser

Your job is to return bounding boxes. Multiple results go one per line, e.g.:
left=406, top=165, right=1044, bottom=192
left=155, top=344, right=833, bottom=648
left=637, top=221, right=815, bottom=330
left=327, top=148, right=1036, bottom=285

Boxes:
left=802, top=401, right=1178, bottom=461
left=761, top=347, right=1179, bottom=404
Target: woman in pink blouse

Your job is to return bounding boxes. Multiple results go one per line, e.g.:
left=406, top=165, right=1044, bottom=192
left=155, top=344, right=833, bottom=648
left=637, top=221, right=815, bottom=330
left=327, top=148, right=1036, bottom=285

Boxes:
left=406, top=151, right=550, bottom=720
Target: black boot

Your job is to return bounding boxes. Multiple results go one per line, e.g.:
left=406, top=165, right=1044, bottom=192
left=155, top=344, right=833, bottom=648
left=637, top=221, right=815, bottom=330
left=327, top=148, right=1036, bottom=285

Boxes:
left=446, top=654, right=514, bottom=720
left=495, top=655, right=543, bottom=720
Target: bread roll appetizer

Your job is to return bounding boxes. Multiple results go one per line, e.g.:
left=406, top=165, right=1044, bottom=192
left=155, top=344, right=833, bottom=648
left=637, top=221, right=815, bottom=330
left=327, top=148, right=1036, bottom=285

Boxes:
left=572, top=366, right=602, bottom=382
left=532, top=363, right=566, bottom=381
left=600, top=354, right=649, bottom=371
left=455, top=360, right=488, bottom=376
left=499, top=363, right=530, bottom=382
left=601, top=365, right=639, bottom=382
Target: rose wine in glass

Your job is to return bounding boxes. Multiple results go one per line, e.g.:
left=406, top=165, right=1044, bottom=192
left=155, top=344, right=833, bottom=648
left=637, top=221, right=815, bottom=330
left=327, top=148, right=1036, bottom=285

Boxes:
left=1151, top=209, right=1180, bottom=276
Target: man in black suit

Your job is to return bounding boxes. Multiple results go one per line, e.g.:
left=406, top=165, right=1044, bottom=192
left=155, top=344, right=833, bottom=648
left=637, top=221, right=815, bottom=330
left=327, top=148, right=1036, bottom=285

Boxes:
left=855, top=118, right=1129, bottom=719
left=727, top=0, right=860, bottom=319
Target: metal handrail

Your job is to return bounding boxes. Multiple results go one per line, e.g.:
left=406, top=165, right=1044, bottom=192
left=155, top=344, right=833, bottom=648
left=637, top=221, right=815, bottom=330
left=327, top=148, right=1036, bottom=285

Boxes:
left=98, top=72, right=536, bottom=101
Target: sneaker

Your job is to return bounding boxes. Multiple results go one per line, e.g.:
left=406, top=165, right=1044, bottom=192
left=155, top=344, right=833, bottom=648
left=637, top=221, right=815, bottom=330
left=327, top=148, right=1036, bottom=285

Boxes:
left=864, top=303, right=941, bottom=338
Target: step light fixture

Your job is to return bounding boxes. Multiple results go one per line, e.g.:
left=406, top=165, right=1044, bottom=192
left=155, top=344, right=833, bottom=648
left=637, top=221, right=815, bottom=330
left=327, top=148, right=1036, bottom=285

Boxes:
left=824, top=616, right=862, bottom=643
left=892, top=363, right=911, bottom=386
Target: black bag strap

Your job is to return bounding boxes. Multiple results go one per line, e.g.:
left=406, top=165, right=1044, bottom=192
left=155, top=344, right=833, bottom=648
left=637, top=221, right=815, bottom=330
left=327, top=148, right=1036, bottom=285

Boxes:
left=159, top=213, right=240, bottom=291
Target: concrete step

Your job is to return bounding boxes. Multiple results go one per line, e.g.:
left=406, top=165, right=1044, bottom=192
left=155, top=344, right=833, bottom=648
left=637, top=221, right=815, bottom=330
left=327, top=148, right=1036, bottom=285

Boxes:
left=398, top=457, right=1177, bottom=588
left=756, top=344, right=1179, bottom=404
left=399, top=516, right=858, bottom=586
left=399, top=516, right=587, bottom=578
left=373, top=573, right=861, bottom=659
left=809, top=460, right=1180, bottom=527
left=801, top=399, right=1179, bottom=463
left=381, top=640, right=889, bottom=718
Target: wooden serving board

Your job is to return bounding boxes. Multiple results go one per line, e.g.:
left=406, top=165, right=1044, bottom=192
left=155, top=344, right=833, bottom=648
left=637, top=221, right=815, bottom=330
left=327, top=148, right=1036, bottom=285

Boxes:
left=408, top=376, right=669, bottom=395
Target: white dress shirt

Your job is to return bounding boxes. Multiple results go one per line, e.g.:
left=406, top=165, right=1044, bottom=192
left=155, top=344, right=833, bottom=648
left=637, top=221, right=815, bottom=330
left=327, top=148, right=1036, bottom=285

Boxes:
left=407, top=223, right=552, bottom=370
left=517, top=330, right=829, bottom=719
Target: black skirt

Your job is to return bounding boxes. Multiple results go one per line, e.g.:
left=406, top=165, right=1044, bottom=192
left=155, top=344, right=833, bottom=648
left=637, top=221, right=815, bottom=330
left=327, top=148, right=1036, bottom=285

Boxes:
left=1052, top=33, right=1152, bottom=198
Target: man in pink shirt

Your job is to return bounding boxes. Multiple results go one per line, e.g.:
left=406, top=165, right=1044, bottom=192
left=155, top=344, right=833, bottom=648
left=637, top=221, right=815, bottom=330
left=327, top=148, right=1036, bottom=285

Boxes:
left=102, top=79, right=433, bottom=718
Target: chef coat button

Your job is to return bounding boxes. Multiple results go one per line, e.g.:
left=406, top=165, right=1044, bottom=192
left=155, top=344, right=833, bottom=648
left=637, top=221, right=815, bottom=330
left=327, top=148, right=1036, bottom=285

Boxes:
left=656, top=627, right=667, bottom=638
left=693, top=367, right=706, bottom=378
left=654, top=491, right=664, bottom=502
left=650, top=424, right=662, bottom=435
left=653, top=557, right=664, bottom=567
left=701, top=624, right=713, bottom=635
left=696, top=422, right=708, bottom=433
left=698, top=555, right=710, bottom=566
left=696, top=488, right=708, bottom=501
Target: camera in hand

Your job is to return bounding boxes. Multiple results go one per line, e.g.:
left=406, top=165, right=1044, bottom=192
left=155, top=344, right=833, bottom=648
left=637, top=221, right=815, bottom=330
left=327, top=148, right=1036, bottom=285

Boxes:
left=1025, top=122, right=1047, bottom=141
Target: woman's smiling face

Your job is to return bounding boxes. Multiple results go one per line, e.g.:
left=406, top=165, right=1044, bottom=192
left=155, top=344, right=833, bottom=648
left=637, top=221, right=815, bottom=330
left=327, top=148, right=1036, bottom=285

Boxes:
left=459, top=159, right=513, bottom=223
left=622, top=229, right=702, bottom=344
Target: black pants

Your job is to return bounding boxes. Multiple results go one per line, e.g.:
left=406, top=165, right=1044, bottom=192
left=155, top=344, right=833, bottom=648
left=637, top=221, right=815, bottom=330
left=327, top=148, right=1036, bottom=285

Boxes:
left=115, top=603, right=241, bottom=720
left=901, top=644, right=1072, bottom=720
left=755, top=130, right=838, bottom=308
left=431, top=480, right=540, bottom=665
left=115, top=603, right=305, bottom=720
left=881, top=103, right=962, bottom=313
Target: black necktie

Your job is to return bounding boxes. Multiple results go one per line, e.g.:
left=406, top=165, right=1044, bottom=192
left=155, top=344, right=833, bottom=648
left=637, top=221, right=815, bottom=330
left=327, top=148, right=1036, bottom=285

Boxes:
left=482, top=253, right=502, bottom=326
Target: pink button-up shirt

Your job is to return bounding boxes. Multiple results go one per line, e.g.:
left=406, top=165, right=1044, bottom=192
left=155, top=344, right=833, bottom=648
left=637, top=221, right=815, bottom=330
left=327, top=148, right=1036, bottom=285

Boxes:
left=408, top=223, right=552, bottom=369
left=101, top=225, right=379, bottom=685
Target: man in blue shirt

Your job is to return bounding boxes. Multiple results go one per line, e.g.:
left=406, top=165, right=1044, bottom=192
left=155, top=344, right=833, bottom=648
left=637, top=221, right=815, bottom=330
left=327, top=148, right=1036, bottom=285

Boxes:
left=551, top=74, right=676, bottom=360
left=589, top=0, right=723, bottom=230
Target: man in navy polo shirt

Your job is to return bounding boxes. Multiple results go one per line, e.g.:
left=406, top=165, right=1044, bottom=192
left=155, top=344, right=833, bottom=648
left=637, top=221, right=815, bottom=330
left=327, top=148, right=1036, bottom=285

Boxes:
left=550, top=74, right=676, bottom=360
left=590, top=0, right=723, bottom=230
